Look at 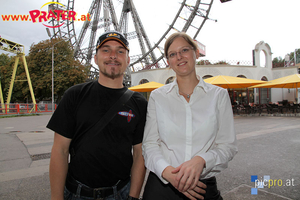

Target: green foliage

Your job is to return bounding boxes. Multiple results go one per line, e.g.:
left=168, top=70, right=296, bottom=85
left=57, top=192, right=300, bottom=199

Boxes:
left=272, top=57, right=284, bottom=63
left=0, top=38, right=89, bottom=103
left=25, top=38, right=89, bottom=103
left=0, top=53, right=26, bottom=102
left=272, top=56, right=284, bottom=68
left=214, top=60, right=230, bottom=65
left=0, top=53, right=11, bottom=67
left=272, top=49, right=300, bottom=66
left=0, top=54, right=11, bottom=92
left=289, top=48, right=300, bottom=64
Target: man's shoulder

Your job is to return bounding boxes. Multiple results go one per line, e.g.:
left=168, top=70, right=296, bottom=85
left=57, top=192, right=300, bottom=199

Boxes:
left=68, top=81, right=95, bottom=91
left=131, top=91, right=147, bottom=104
left=65, top=81, right=96, bottom=95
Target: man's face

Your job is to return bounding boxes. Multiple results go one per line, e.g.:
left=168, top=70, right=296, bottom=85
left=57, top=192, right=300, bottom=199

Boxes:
left=94, top=40, right=130, bottom=80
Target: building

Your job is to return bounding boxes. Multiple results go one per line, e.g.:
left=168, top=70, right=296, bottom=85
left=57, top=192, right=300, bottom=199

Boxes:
left=131, top=41, right=299, bottom=104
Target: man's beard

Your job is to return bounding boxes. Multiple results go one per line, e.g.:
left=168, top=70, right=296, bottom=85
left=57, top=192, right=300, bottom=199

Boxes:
left=100, top=68, right=123, bottom=80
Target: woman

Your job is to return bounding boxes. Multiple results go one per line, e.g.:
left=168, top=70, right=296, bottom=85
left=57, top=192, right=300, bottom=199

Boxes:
left=142, top=32, right=237, bottom=200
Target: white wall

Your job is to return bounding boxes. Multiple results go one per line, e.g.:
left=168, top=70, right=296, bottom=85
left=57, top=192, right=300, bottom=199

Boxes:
left=131, top=41, right=299, bottom=103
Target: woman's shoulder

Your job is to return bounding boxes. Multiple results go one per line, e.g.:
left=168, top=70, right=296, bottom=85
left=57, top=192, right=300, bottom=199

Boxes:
left=151, top=83, right=174, bottom=96
left=204, top=81, right=227, bottom=92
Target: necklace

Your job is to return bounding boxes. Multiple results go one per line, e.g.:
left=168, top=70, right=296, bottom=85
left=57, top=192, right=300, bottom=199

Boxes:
left=180, top=91, right=193, bottom=99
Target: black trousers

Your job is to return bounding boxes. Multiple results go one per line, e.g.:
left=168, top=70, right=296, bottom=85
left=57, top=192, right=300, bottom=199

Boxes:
left=143, top=172, right=223, bottom=200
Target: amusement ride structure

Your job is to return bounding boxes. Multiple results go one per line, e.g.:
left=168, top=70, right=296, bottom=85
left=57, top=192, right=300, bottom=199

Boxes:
left=0, top=37, right=37, bottom=112
left=46, top=0, right=225, bottom=85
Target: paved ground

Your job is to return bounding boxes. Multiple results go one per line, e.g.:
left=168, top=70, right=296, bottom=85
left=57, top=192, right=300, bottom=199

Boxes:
left=0, top=114, right=299, bottom=200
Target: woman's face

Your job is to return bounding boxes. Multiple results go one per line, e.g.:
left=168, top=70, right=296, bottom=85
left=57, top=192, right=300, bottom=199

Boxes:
left=167, top=37, right=199, bottom=78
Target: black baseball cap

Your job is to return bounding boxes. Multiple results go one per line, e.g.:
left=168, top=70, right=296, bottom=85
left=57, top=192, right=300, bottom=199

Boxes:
left=96, top=31, right=129, bottom=51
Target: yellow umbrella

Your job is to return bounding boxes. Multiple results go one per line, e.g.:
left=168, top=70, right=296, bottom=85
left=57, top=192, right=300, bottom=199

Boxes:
left=204, top=75, right=265, bottom=89
left=128, top=81, right=164, bottom=92
left=249, top=74, right=300, bottom=88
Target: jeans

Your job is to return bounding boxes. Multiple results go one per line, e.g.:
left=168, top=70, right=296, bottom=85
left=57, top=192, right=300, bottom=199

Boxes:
left=64, top=181, right=131, bottom=200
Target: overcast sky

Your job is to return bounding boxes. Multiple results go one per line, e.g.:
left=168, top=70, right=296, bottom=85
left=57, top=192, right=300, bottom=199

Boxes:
left=1, top=0, right=299, bottom=64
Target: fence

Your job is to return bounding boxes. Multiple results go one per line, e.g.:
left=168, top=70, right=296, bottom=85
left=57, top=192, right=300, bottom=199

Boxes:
left=0, top=103, right=56, bottom=116
left=197, top=60, right=254, bottom=66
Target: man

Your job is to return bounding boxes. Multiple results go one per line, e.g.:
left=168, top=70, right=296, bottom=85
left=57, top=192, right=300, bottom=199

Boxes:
left=47, top=31, right=147, bottom=200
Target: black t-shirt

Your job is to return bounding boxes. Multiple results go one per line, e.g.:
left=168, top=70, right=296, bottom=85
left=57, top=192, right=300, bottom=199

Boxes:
left=47, top=81, right=147, bottom=188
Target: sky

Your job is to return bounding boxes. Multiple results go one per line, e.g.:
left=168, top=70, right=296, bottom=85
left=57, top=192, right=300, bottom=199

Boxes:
left=0, top=0, right=299, bottom=65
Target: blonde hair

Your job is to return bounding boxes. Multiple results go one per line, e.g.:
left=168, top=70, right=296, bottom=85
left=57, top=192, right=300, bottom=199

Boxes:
left=164, top=32, right=198, bottom=58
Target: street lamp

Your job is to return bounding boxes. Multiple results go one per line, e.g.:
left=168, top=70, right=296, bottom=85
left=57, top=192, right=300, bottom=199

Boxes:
left=46, top=28, right=74, bottom=112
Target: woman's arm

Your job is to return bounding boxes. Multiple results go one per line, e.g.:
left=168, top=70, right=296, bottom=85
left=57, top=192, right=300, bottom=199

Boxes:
left=142, top=93, right=170, bottom=183
left=197, top=89, right=238, bottom=176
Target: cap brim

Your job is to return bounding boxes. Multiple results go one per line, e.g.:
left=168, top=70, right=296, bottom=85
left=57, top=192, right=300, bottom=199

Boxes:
left=96, top=38, right=129, bottom=51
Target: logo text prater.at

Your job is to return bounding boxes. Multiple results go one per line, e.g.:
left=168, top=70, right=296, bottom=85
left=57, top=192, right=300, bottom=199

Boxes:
left=1, top=2, right=91, bottom=28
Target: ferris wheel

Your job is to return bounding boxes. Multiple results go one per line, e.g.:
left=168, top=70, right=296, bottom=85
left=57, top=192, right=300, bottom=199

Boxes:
left=47, top=0, right=216, bottom=85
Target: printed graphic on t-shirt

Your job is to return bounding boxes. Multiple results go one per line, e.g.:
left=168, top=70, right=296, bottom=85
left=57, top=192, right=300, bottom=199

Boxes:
left=118, top=110, right=135, bottom=122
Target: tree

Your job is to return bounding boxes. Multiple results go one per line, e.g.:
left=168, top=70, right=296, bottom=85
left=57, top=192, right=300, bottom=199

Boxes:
left=0, top=53, right=26, bottom=103
left=289, top=48, right=300, bottom=64
left=272, top=56, right=284, bottom=68
left=0, top=54, right=12, bottom=95
left=24, top=38, right=89, bottom=103
left=0, top=53, right=11, bottom=67
left=272, top=49, right=300, bottom=67
left=0, top=54, right=11, bottom=102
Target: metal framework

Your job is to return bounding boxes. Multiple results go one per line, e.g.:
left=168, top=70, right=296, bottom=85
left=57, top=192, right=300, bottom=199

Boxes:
left=47, top=1, right=77, bottom=47
left=48, top=0, right=215, bottom=85
left=0, top=37, right=37, bottom=112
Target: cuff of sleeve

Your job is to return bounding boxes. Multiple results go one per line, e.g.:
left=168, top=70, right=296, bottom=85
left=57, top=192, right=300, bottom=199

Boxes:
left=155, top=159, right=170, bottom=184
left=197, top=152, right=215, bottom=173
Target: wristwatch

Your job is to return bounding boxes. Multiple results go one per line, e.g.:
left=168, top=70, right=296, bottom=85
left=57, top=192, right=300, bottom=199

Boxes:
left=127, top=196, right=140, bottom=200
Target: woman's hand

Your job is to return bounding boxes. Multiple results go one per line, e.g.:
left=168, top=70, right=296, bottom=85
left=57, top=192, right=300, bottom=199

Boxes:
left=162, top=157, right=207, bottom=200
left=172, top=156, right=206, bottom=192
left=182, top=181, right=207, bottom=200
left=162, top=166, right=178, bottom=187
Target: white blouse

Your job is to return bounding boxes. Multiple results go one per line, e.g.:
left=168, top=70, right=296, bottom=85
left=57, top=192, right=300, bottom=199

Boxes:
left=142, top=77, right=238, bottom=184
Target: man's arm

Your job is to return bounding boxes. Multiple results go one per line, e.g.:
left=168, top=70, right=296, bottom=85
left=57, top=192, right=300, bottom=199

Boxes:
left=129, top=143, right=146, bottom=199
left=49, top=133, right=71, bottom=200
